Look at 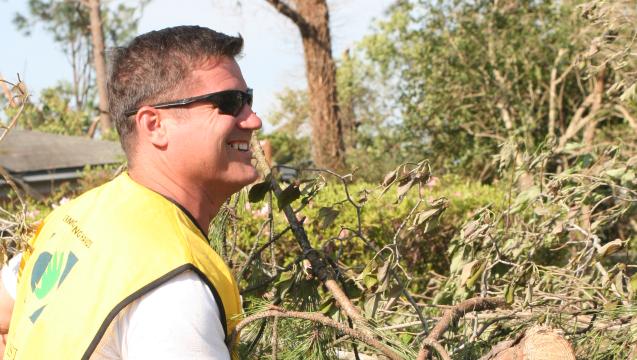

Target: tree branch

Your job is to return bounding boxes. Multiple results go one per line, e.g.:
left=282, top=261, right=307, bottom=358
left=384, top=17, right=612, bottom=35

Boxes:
left=616, top=104, right=637, bottom=135
left=250, top=134, right=365, bottom=324
left=420, top=338, right=451, bottom=360
left=264, top=0, right=313, bottom=36
left=549, top=49, right=568, bottom=137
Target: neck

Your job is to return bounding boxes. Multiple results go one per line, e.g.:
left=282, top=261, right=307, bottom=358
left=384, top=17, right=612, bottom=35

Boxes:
left=128, top=165, right=223, bottom=233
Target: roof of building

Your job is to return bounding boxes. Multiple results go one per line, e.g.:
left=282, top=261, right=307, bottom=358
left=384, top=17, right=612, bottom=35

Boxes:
left=0, top=129, right=124, bottom=173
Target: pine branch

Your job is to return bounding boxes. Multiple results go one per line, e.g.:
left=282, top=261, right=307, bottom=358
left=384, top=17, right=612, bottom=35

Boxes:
left=238, top=224, right=292, bottom=280
left=233, top=306, right=402, bottom=360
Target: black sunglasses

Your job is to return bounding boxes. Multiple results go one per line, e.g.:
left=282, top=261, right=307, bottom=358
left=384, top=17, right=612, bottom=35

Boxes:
left=124, top=88, right=253, bottom=117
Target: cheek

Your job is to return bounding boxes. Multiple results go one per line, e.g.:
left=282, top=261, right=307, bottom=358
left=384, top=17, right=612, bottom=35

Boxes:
left=198, top=132, right=230, bottom=170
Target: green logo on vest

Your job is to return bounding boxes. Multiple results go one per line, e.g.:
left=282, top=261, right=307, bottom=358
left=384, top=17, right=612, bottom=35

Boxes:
left=29, top=250, right=78, bottom=323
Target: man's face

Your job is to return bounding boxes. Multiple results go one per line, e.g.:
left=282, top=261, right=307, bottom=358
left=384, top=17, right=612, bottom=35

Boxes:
left=164, top=56, right=262, bottom=196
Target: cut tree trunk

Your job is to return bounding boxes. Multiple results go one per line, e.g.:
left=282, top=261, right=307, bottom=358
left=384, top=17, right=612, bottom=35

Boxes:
left=483, top=326, right=576, bottom=360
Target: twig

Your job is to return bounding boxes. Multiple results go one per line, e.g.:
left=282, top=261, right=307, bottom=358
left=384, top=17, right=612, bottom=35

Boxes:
left=240, top=257, right=301, bottom=295
left=616, top=104, right=637, bottom=135
left=0, top=78, right=30, bottom=222
left=0, top=83, right=28, bottom=143
left=237, top=225, right=292, bottom=281
left=343, top=226, right=429, bottom=332
left=568, top=223, right=627, bottom=303
left=0, top=74, right=16, bottom=107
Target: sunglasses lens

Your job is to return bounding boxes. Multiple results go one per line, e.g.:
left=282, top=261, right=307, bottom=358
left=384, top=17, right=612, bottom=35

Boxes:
left=214, top=91, right=252, bottom=116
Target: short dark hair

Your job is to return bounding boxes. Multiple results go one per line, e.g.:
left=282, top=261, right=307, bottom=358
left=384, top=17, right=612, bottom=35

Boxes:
left=107, top=26, right=243, bottom=155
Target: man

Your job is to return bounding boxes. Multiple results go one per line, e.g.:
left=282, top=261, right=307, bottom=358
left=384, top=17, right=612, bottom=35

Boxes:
left=0, top=26, right=262, bottom=359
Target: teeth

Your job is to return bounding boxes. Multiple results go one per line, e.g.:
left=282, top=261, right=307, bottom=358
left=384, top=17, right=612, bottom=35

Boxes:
left=229, top=142, right=249, bottom=152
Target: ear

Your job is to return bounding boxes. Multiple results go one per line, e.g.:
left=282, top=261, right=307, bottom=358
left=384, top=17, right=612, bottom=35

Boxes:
left=134, top=106, right=168, bottom=148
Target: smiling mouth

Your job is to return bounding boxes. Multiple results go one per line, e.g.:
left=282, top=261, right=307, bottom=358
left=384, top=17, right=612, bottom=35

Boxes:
left=227, top=141, right=250, bottom=152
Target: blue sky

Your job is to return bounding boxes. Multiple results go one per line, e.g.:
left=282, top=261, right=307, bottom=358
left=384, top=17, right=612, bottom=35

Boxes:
left=1, top=0, right=393, bottom=130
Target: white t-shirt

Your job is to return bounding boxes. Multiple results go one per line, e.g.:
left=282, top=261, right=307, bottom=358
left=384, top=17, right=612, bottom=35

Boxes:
left=1, top=255, right=230, bottom=360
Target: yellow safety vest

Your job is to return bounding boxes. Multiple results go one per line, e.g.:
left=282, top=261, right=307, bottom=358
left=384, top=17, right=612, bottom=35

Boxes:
left=5, top=173, right=242, bottom=359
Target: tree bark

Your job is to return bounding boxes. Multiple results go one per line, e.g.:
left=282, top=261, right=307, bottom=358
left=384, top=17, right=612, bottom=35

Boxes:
left=265, top=0, right=346, bottom=171
left=557, top=67, right=606, bottom=152
left=87, top=0, right=112, bottom=136
left=582, top=68, right=606, bottom=146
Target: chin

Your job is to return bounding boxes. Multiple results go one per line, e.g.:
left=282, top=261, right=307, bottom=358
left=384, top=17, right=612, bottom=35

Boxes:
left=237, top=170, right=259, bottom=187
left=223, top=166, right=260, bottom=192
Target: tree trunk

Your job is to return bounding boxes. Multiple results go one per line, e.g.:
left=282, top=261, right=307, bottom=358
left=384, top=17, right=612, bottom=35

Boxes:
left=265, top=0, right=346, bottom=171
left=87, top=0, right=112, bottom=136
left=583, top=68, right=606, bottom=146
left=340, top=49, right=357, bottom=150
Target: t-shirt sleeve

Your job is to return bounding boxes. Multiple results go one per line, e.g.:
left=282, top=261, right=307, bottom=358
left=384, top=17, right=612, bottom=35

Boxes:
left=1, top=253, right=22, bottom=300
left=93, top=270, right=230, bottom=360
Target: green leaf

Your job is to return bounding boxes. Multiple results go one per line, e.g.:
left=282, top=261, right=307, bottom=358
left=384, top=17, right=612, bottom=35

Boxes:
left=604, top=301, right=618, bottom=311
left=459, top=260, right=479, bottom=287
left=604, top=167, right=627, bottom=179
left=364, top=293, right=381, bottom=318
left=629, top=273, right=637, bottom=297
left=461, top=220, right=479, bottom=240
left=317, top=207, right=340, bottom=229
left=449, top=250, right=465, bottom=274
left=248, top=180, right=271, bottom=203
left=505, top=284, right=515, bottom=304
left=620, top=83, right=636, bottom=102
left=621, top=170, right=635, bottom=184
left=614, top=272, right=626, bottom=298
left=466, top=261, right=486, bottom=288
left=376, top=259, right=391, bottom=283
left=563, top=142, right=584, bottom=153
left=399, top=333, right=413, bottom=345
left=357, top=263, right=370, bottom=280
left=363, top=273, right=378, bottom=289
left=277, top=184, right=301, bottom=210
left=412, top=208, right=439, bottom=227
left=320, top=298, right=338, bottom=317
left=275, top=270, right=294, bottom=285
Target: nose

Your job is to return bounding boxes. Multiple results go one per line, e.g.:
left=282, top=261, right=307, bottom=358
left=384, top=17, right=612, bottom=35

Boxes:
left=237, top=107, right=262, bottom=131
